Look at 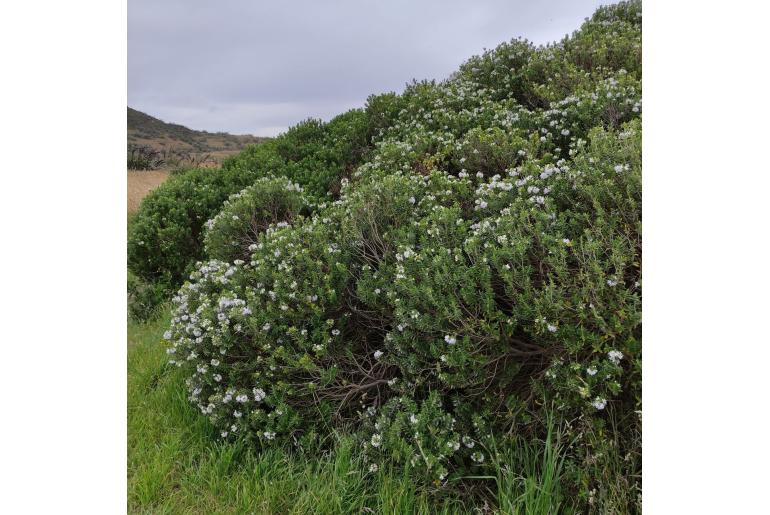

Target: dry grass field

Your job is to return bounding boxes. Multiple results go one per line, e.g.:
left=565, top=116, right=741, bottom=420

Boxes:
left=128, top=170, right=170, bottom=214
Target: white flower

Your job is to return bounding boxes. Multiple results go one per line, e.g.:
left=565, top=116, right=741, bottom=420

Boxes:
left=592, top=397, right=607, bottom=410
left=374, top=350, right=384, bottom=360
left=263, top=431, right=276, bottom=440
left=221, top=431, right=228, bottom=438
left=262, top=323, right=271, bottom=331
left=409, top=414, right=419, bottom=425
left=614, top=164, right=629, bottom=174
left=369, top=463, right=379, bottom=473
left=462, top=436, right=475, bottom=448
left=371, top=434, right=382, bottom=447
left=447, top=441, right=460, bottom=451
left=607, top=278, right=618, bottom=287
left=408, top=196, right=416, bottom=204
left=210, top=359, right=220, bottom=366
left=547, top=324, right=557, bottom=333
left=374, top=288, right=381, bottom=294
left=608, top=350, right=624, bottom=365
left=233, top=410, right=242, bottom=418
left=163, top=330, right=172, bottom=340
left=331, top=329, right=341, bottom=336
left=273, top=250, right=281, bottom=258
left=235, top=394, right=248, bottom=403
left=242, top=307, right=252, bottom=316
left=471, top=452, right=485, bottom=463
left=562, top=238, right=571, bottom=244
left=444, top=334, right=457, bottom=345
left=253, top=388, right=266, bottom=401
left=213, top=374, right=222, bottom=382
left=586, top=366, right=598, bottom=376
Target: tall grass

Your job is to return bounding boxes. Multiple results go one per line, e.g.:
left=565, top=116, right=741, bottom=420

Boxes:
left=487, top=420, right=571, bottom=514
left=128, top=309, right=575, bottom=514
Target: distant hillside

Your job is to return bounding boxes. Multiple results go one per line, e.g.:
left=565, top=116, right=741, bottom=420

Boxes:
left=127, top=107, right=269, bottom=164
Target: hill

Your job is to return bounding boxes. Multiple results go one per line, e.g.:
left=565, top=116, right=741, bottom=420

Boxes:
left=127, top=107, right=269, bottom=165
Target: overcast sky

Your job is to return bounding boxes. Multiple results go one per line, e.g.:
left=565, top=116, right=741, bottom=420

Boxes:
left=129, top=0, right=616, bottom=136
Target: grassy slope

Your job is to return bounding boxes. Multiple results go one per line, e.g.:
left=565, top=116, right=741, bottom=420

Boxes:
left=128, top=309, right=572, bottom=514
left=127, top=107, right=270, bottom=165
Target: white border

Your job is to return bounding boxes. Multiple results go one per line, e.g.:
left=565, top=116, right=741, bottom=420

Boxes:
left=2, top=0, right=770, bottom=511
left=0, top=0, right=126, bottom=512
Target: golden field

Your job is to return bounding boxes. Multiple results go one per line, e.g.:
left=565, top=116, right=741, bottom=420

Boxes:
left=128, top=170, right=170, bottom=214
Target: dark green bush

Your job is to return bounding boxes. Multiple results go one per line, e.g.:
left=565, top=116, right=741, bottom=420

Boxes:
left=222, top=110, right=373, bottom=198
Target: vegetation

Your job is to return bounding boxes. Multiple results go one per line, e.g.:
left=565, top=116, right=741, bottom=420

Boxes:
left=129, top=2, right=642, bottom=512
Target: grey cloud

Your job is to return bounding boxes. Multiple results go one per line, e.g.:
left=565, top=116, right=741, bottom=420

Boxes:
left=129, top=0, right=615, bottom=136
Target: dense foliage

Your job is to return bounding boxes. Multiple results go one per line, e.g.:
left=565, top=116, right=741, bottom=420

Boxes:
left=136, top=1, right=642, bottom=511
left=203, top=176, right=314, bottom=263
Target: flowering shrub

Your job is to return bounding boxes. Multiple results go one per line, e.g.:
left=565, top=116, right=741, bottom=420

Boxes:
left=155, top=1, right=642, bottom=510
left=165, top=118, right=641, bottom=476
left=203, top=177, right=314, bottom=262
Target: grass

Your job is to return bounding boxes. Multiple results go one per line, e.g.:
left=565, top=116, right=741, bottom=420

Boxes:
left=127, top=170, right=170, bottom=214
left=128, top=308, right=576, bottom=514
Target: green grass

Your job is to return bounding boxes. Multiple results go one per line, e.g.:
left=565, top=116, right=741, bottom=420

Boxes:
left=128, top=308, right=575, bottom=514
